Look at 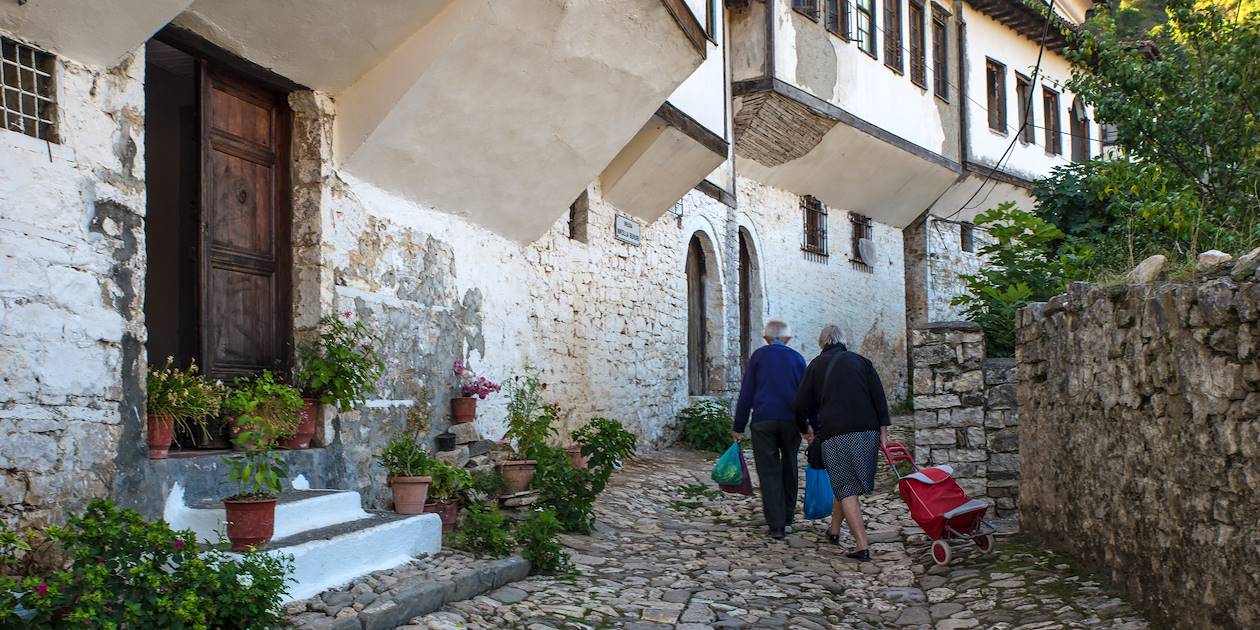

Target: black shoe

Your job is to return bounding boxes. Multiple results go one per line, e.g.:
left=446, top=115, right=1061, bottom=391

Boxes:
left=827, top=533, right=841, bottom=545
left=845, top=548, right=871, bottom=561
left=769, top=528, right=786, bottom=540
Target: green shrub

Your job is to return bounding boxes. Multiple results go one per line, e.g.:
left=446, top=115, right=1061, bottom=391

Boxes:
left=517, top=508, right=573, bottom=576
left=0, top=500, right=291, bottom=629
left=426, top=459, right=473, bottom=501
left=572, top=417, right=637, bottom=472
left=454, top=505, right=514, bottom=557
left=503, top=374, right=558, bottom=459
left=679, top=399, right=734, bottom=453
left=298, top=313, right=384, bottom=411
left=467, top=468, right=505, bottom=504
left=532, top=446, right=603, bottom=533
left=376, top=436, right=432, bottom=478
left=223, top=370, right=304, bottom=444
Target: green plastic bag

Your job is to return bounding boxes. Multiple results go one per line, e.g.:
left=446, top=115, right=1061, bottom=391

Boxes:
left=710, top=443, right=743, bottom=485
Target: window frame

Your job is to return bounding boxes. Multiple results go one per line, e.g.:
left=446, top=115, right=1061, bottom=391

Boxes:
left=985, top=58, right=1007, bottom=134
left=801, top=195, right=829, bottom=262
left=884, top=0, right=903, bottom=73
left=1015, top=72, right=1035, bottom=144
left=826, top=0, right=851, bottom=39
left=931, top=5, right=949, bottom=101
left=1070, top=97, right=1091, bottom=162
left=1043, top=86, right=1062, bottom=155
left=960, top=222, right=975, bottom=253
left=850, top=213, right=874, bottom=273
left=855, top=0, right=878, bottom=58
left=568, top=189, right=589, bottom=242
left=0, top=36, right=58, bottom=143
left=908, top=0, right=926, bottom=88
left=793, top=0, right=821, bottom=20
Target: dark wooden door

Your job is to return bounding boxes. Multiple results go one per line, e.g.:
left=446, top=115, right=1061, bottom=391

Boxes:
left=686, top=237, right=707, bottom=395
left=199, top=64, right=290, bottom=380
left=738, top=231, right=751, bottom=370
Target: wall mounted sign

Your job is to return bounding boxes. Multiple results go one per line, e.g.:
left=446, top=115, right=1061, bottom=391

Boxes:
left=614, top=215, right=641, bottom=245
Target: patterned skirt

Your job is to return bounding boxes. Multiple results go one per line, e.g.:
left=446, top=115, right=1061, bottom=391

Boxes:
left=821, top=431, right=881, bottom=500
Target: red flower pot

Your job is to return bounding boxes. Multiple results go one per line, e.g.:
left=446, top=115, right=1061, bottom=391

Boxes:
left=498, top=459, right=537, bottom=494
left=390, top=476, right=432, bottom=515
left=223, top=497, right=278, bottom=551
left=146, top=413, right=175, bottom=459
left=281, top=399, right=319, bottom=449
left=451, top=397, right=477, bottom=424
left=423, top=498, right=460, bottom=532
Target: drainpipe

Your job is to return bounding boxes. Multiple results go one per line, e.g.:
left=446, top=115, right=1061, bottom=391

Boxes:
left=955, top=0, right=968, bottom=171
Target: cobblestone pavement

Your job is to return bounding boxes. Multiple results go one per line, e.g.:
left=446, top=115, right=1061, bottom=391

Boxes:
left=405, top=428, right=1149, bottom=630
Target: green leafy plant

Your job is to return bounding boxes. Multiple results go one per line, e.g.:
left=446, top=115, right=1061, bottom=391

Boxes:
left=572, top=417, right=637, bottom=472
left=145, top=357, right=225, bottom=439
left=453, top=505, right=514, bottom=557
left=426, top=459, right=473, bottom=501
left=0, top=500, right=291, bottom=629
left=532, top=446, right=603, bottom=533
left=467, top=468, right=505, bottom=504
left=223, top=441, right=288, bottom=499
left=298, top=313, right=385, bottom=411
left=223, top=371, right=304, bottom=446
left=679, top=399, right=734, bottom=453
left=376, top=436, right=432, bottom=478
left=516, top=508, right=573, bottom=576
left=503, top=374, right=558, bottom=459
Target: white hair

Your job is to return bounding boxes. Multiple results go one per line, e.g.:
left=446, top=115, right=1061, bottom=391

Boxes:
left=818, top=324, right=847, bottom=348
left=762, top=319, right=792, bottom=341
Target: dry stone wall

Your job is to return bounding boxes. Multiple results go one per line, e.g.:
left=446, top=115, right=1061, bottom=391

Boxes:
left=1018, top=278, right=1260, bottom=629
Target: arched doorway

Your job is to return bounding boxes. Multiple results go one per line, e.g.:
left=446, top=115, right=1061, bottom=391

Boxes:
left=736, top=226, right=764, bottom=370
left=686, top=236, right=708, bottom=395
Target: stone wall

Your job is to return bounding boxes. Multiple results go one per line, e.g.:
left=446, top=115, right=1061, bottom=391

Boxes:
left=910, top=322, right=1019, bottom=517
left=904, top=215, right=992, bottom=329
left=1018, top=279, right=1260, bottom=628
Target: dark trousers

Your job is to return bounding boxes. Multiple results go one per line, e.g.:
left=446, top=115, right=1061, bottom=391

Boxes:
left=750, top=421, right=802, bottom=530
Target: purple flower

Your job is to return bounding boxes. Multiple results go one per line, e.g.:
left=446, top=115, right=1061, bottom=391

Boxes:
left=36, top=582, right=47, bottom=598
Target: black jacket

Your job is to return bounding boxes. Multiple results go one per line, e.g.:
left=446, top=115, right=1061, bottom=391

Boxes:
left=793, top=343, right=891, bottom=440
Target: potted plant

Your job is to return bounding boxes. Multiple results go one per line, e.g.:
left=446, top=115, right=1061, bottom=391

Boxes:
left=451, top=360, right=500, bottom=424
left=222, top=371, right=304, bottom=450
left=423, top=459, right=472, bottom=532
left=499, top=375, right=556, bottom=493
left=144, top=357, right=224, bottom=459
left=221, top=430, right=288, bottom=551
left=377, top=436, right=433, bottom=514
left=296, top=312, right=385, bottom=448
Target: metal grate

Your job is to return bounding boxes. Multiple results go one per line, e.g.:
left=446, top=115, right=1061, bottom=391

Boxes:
left=850, top=213, right=873, bottom=272
left=1, top=37, right=56, bottom=142
left=801, top=195, right=828, bottom=262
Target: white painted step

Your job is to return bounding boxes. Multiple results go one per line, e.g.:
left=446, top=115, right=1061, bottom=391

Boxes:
left=164, top=485, right=371, bottom=544
left=262, top=511, right=442, bottom=602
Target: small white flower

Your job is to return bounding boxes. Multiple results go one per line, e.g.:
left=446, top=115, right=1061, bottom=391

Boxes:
left=237, top=573, right=254, bottom=588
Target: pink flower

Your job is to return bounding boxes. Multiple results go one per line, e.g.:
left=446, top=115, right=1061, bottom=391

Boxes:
left=36, top=582, right=47, bottom=598
left=172, top=539, right=186, bottom=550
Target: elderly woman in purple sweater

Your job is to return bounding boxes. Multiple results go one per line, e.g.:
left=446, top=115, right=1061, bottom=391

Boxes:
left=730, top=319, right=808, bottom=540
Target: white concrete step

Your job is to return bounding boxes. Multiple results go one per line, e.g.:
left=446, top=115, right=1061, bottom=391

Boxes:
left=263, top=511, right=442, bottom=602
left=164, top=485, right=371, bottom=544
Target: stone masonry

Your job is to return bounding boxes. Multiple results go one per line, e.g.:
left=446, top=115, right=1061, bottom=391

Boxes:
left=910, top=321, right=1020, bottom=517
left=1018, top=277, right=1260, bottom=629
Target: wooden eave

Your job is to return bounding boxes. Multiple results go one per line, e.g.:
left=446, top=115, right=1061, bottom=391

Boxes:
left=964, top=0, right=1075, bottom=52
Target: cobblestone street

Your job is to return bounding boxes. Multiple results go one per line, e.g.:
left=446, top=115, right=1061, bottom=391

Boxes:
left=404, top=426, right=1149, bottom=630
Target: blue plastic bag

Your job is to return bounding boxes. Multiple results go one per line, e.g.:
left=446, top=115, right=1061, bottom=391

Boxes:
left=711, top=443, right=743, bottom=485
left=804, top=466, right=833, bottom=520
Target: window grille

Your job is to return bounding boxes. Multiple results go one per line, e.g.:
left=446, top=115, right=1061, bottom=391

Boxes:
left=801, top=196, right=828, bottom=261
left=793, top=0, right=820, bottom=19
left=1, top=37, right=56, bottom=142
left=961, top=222, right=975, bottom=253
left=850, top=213, right=873, bottom=272
left=884, top=0, right=903, bottom=72
left=909, top=1, right=926, bottom=87
left=931, top=8, right=949, bottom=100
left=826, top=0, right=850, bottom=38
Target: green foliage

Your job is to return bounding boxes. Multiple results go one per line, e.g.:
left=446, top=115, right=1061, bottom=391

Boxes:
left=425, top=459, right=473, bottom=501
left=571, top=417, right=637, bottom=472
left=223, top=371, right=304, bottom=444
left=0, top=500, right=291, bottom=629
left=516, top=508, right=573, bottom=576
left=951, top=203, right=1087, bottom=356
left=145, top=357, right=224, bottom=439
left=503, top=374, right=558, bottom=459
left=532, top=446, right=603, bottom=533
left=453, top=505, right=514, bottom=557
left=298, top=313, right=384, bottom=411
left=223, top=445, right=288, bottom=499
left=467, top=468, right=505, bottom=504
left=679, top=399, right=734, bottom=453
left=376, top=436, right=432, bottom=478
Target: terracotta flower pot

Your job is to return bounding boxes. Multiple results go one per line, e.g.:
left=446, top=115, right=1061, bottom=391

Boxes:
left=498, top=459, right=537, bottom=494
left=451, top=397, right=477, bottom=424
left=565, top=446, right=589, bottom=470
left=223, top=497, right=278, bottom=551
left=281, top=399, right=319, bottom=449
left=423, top=498, right=460, bottom=532
left=390, top=475, right=432, bottom=515
left=146, top=413, right=175, bottom=459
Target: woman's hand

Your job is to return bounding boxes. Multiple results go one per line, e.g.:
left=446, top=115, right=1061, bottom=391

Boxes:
left=879, top=426, right=889, bottom=446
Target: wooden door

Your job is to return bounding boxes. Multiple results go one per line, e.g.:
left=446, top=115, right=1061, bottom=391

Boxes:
left=738, top=232, right=751, bottom=370
left=686, top=237, right=707, bottom=395
left=199, top=64, right=291, bottom=380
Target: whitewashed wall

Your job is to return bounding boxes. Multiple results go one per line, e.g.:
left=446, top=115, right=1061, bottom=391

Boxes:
left=668, top=0, right=728, bottom=138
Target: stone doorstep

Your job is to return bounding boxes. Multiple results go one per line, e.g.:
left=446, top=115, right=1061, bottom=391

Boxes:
left=291, top=556, right=531, bottom=630
left=169, top=488, right=371, bottom=544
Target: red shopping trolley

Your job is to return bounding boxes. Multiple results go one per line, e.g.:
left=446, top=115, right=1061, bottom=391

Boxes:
left=882, top=440, right=996, bottom=565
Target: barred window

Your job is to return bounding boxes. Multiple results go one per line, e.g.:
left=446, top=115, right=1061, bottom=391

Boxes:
left=909, top=1, right=926, bottom=87
left=826, top=0, right=850, bottom=39
left=850, top=213, right=873, bottom=272
left=931, top=7, right=949, bottom=100
left=884, top=0, right=903, bottom=72
left=1, top=37, right=56, bottom=142
left=801, top=195, right=828, bottom=261
left=961, top=222, right=975, bottom=253
left=793, top=0, right=820, bottom=19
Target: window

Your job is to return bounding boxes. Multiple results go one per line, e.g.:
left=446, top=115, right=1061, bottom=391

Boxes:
left=960, top=222, right=975, bottom=253
left=884, top=0, right=903, bottom=72
left=1043, top=87, right=1062, bottom=155
left=855, top=0, right=877, bottom=56
left=931, top=8, right=949, bottom=100
left=568, top=189, right=589, bottom=242
left=707, top=0, right=718, bottom=40
left=801, top=195, right=828, bottom=261
left=1, top=37, right=56, bottom=142
left=909, top=1, right=926, bottom=87
left=793, top=0, right=820, bottom=20
left=1015, top=73, right=1034, bottom=144
left=826, top=0, right=850, bottom=38
left=986, top=59, right=1007, bottom=133
left=850, top=213, right=874, bottom=272
left=1070, top=97, right=1090, bottom=162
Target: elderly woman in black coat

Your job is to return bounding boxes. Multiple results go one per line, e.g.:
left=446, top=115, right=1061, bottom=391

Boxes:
left=794, top=323, right=891, bottom=561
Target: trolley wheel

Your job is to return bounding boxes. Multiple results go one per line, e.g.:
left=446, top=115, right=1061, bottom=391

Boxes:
left=974, top=533, right=996, bottom=555
left=931, top=540, right=952, bottom=566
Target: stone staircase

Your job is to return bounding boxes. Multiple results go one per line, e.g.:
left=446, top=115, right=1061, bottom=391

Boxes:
left=163, top=485, right=442, bottom=601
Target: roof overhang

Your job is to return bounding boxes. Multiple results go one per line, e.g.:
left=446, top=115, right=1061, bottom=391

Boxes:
left=963, top=0, right=1076, bottom=53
